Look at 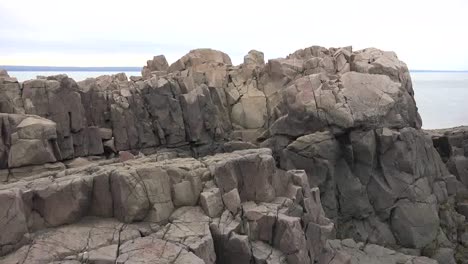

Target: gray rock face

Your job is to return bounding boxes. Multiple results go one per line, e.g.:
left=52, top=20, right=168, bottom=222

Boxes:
left=0, top=46, right=461, bottom=263
left=202, top=148, right=276, bottom=203
left=168, top=48, right=232, bottom=73
left=0, top=71, right=24, bottom=114
left=429, top=127, right=468, bottom=187
left=279, top=127, right=451, bottom=250
left=391, top=200, right=439, bottom=248
left=269, top=70, right=419, bottom=137
left=0, top=189, right=29, bottom=256
left=0, top=114, right=59, bottom=169
left=321, top=239, right=438, bottom=264
left=141, top=55, right=169, bottom=79
left=0, top=149, right=338, bottom=264
left=22, top=75, right=90, bottom=159
left=0, top=46, right=420, bottom=170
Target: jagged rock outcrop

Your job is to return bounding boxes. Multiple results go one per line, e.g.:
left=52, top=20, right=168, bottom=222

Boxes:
left=0, top=114, right=60, bottom=169
left=0, top=148, right=335, bottom=264
left=427, top=127, right=468, bottom=263
left=141, top=55, right=169, bottom=79
left=0, top=44, right=465, bottom=263
left=0, top=71, right=24, bottom=114
left=429, top=127, right=468, bottom=188
left=322, top=239, right=438, bottom=264
left=0, top=47, right=422, bottom=168
left=273, top=127, right=456, bottom=250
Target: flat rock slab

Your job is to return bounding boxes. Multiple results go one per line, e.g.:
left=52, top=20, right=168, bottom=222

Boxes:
left=0, top=215, right=209, bottom=264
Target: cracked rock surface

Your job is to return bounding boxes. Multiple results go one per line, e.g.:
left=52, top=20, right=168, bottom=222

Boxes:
left=0, top=45, right=466, bottom=263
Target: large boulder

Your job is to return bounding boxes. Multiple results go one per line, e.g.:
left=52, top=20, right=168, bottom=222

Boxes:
left=3, top=114, right=59, bottom=168
left=32, top=176, right=93, bottom=227
left=180, top=83, right=232, bottom=145
left=0, top=71, right=24, bottom=114
left=142, top=55, right=169, bottom=79
left=202, top=148, right=276, bottom=203
left=269, top=71, right=420, bottom=137
left=22, top=75, right=89, bottom=159
left=110, top=169, right=151, bottom=223
left=391, top=200, right=440, bottom=248
left=168, top=48, right=232, bottom=72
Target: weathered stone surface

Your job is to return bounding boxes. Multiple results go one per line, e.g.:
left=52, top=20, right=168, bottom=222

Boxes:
left=200, top=187, right=223, bottom=217
left=203, top=148, right=276, bottom=203
left=0, top=71, right=23, bottom=114
left=90, top=171, right=113, bottom=217
left=270, top=71, right=419, bottom=137
left=252, top=241, right=287, bottom=264
left=161, top=207, right=216, bottom=264
left=65, top=157, right=92, bottom=168
left=33, top=176, right=93, bottom=227
left=117, top=236, right=204, bottom=264
left=142, top=55, right=169, bottom=79
left=84, top=244, right=118, bottom=264
left=0, top=189, right=29, bottom=256
left=23, top=76, right=87, bottom=159
left=0, top=45, right=466, bottom=264
left=0, top=217, right=141, bottom=264
left=6, top=115, right=59, bottom=168
left=274, top=214, right=311, bottom=264
left=391, top=200, right=440, bottom=248
left=280, top=126, right=452, bottom=252
left=228, top=70, right=268, bottom=129
left=222, top=188, right=241, bottom=214
left=429, top=127, right=468, bottom=188
left=432, top=247, right=456, bottom=264
left=179, top=83, right=231, bottom=147
left=137, top=166, right=174, bottom=223
left=173, top=180, right=197, bottom=206
left=8, top=139, right=56, bottom=168
left=110, top=169, right=150, bottom=223
left=323, top=239, right=438, bottom=264
left=98, top=127, right=113, bottom=140
left=168, top=48, right=232, bottom=72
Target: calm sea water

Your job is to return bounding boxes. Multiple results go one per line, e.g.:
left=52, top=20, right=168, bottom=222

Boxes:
left=6, top=71, right=468, bottom=129
left=411, top=72, right=468, bottom=129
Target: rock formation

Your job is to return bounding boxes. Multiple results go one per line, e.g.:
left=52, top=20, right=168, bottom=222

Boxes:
left=427, top=126, right=468, bottom=262
left=0, top=45, right=467, bottom=264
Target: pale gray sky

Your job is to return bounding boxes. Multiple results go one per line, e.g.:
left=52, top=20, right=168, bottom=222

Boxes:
left=0, top=0, right=467, bottom=70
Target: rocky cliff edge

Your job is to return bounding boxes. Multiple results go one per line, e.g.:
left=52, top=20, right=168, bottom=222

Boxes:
left=0, top=46, right=467, bottom=264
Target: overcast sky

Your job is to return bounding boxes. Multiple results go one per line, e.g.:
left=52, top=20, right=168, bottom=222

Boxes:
left=0, top=0, right=467, bottom=70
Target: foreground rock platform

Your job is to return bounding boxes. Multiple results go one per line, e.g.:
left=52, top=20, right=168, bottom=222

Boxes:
left=1, top=45, right=467, bottom=263
left=0, top=149, right=440, bottom=264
